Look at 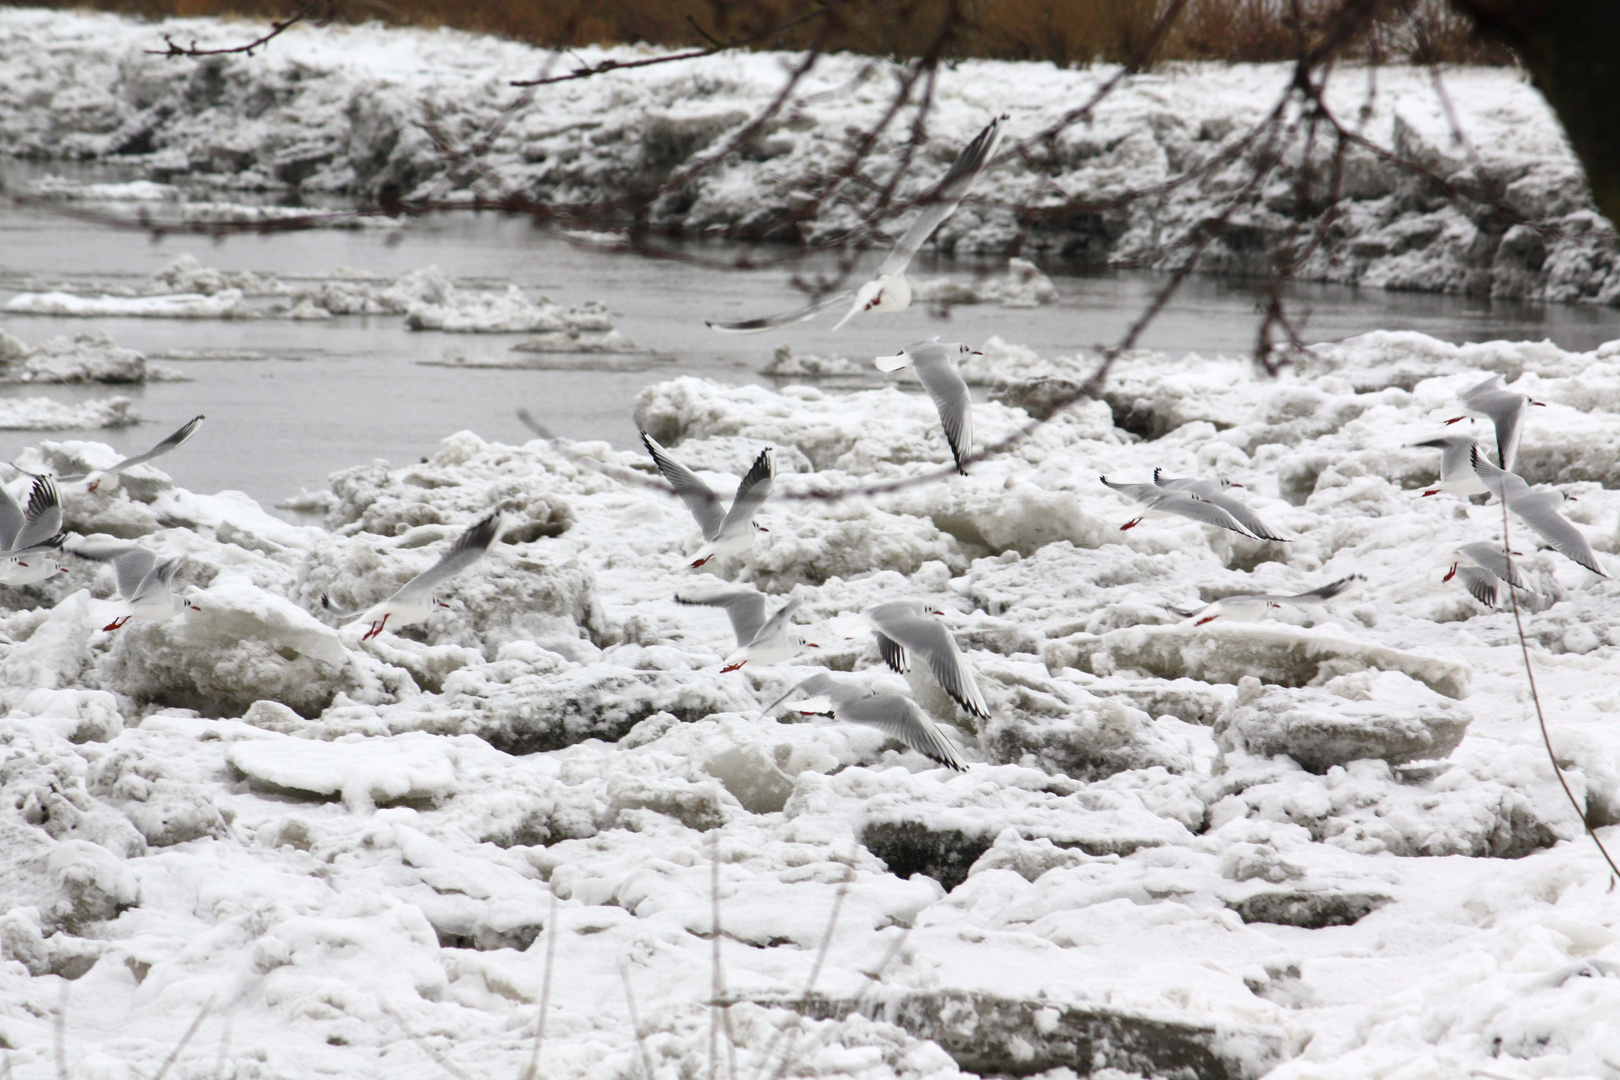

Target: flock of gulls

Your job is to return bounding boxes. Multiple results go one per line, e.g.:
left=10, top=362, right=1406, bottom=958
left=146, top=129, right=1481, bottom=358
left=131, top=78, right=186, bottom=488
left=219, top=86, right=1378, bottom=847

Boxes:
left=1, top=116, right=1606, bottom=773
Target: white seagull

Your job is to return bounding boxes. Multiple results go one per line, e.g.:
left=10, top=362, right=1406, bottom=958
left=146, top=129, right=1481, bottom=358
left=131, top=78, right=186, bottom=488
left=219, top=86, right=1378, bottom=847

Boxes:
left=57, top=415, right=205, bottom=492
left=1470, top=444, right=1607, bottom=577
left=1099, top=476, right=1261, bottom=538
left=876, top=340, right=979, bottom=474
left=1173, top=574, right=1364, bottom=626
left=706, top=115, right=1007, bottom=333
left=761, top=672, right=966, bottom=771
left=864, top=599, right=990, bottom=721
left=641, top=433, right=774, bottom=569
left=322, top=510, right=506, bottom=640
left=1446, top=375, right=1543, bottom=471
left=70, top=541, right=196, bottom=631
left=0, top=475, right=69, bottom=586
left=1151, top=469, right=1289, bottom=541
left=675, top=580, right=819, bottom=672
left=1444, top=542, right=1535, bottom=608
left=1410, top=434, right=1489, bottom=497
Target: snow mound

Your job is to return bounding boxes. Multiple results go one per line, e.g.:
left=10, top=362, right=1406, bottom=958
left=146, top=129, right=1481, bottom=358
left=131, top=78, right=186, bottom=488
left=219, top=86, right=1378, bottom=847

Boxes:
left=227, top=731, right=457, bottom=811
left=0, top=330, right=181, bottom=384
left=4, top=288, right=255, bottom=318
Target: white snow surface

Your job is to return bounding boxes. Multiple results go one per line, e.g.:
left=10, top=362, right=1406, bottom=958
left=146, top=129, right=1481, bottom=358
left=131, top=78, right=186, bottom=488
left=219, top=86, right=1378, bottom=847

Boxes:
left=0, top=327, right=1619, bottom=1077
left=4, top=8, right=1619, bottom=304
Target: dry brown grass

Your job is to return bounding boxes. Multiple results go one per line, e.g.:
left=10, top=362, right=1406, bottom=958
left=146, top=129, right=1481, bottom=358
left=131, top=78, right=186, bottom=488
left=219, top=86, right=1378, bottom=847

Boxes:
left=34, top=0, right=1512, bottom=65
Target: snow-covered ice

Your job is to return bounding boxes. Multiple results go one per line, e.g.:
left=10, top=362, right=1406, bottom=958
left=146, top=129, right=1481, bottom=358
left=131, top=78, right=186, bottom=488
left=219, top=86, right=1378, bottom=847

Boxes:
left=3, top=8, right=1619, bottom=305
left=0, top=323, right=1614, bottom=1077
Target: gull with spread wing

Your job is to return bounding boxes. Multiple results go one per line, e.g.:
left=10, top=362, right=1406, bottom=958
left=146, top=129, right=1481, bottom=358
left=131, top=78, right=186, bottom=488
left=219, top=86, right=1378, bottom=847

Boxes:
left=642, top=434, right=774, bottom=569
left=53, top=415, right=205, bottom=492
left=1173, top=574, right=1364, bottom=626
left=1444, top=542, right=1536, bottom=609
left=1152, top=469, right=1289, bottom=541
left=322, top=511, right=505, bottom=640
left=1410, top=434, right=1489, bottom=497
left=864, top=599, right=990, bottom=721
left=1470, top=444, right=1607, bottom=577
left=761, top=672, right=966, bottom=771
left=676, top=580, right=819, bottom=671
left=1446, top=375, right=1543, bottom=471
left=71, top=540, right=196, bottom=631
left=875, top=340, right=980, bottom=474
left=1099, top=476, right=1262, bottom=538
left=706, top=115, right=1006, bottom=334
left=0, top=475, right=69, bottom=586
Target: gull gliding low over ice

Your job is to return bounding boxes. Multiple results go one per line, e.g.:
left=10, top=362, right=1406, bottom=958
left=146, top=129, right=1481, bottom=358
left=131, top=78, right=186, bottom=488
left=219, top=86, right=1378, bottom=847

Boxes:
left=685, top=589, right=815, bottom=672
left=705, top=115, right=1006, bottom=334
left=71, top=540, right=197, bottom=631
left=641, top=433, right=774, bottom=569
left=1173, top=574, right=1365, bottom=626
left=876, top=340, right=979, bottom=474
left=322, top=510, right=506, bottom=640
left=1470, top=444, right=1607, bottom=577
left=1444, top=542, right=1536, bottom=609
left=0, top=475, right=68, bottom=586
left=865, top=599, right=990, bottom=721
left=1152, top=469, right=1289, bottom=541
left=1410, top=434, right=1489, bottom=497
left=53, top=414, right=205, bottom=492
left=761, top=672, right=966, bottom=771
left=1099, top=476, right=1262, bottom=538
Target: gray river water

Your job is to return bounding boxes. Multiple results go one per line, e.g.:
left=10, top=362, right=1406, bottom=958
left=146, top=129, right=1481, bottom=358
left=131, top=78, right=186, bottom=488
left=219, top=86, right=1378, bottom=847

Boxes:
left=4, top=195, right=1620, bottom=514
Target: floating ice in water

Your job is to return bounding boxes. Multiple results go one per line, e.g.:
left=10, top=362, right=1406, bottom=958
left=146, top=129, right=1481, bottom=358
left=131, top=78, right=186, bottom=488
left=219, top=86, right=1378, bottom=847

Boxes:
left=3, top=289, right=255, bottom=319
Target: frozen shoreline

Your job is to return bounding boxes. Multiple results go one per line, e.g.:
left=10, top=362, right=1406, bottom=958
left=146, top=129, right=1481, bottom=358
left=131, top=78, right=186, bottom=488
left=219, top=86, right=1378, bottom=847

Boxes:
left=3, top=8, right=1619, bottom=307
left=0, top=327, right=1618, bottom=1076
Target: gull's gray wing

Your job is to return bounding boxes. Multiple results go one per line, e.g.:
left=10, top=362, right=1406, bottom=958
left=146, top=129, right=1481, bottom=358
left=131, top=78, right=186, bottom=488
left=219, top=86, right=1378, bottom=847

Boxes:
left=1457, top=542, right=1534, bottom=591
left=838, top=694, right=966, bottom=770
left=760, top=671, right=868, bottom=718
left=705, top=290, right=854, bottom=335
left=11, top=476, right=62, bottom=552
left=136, top=555, right=187, bottom=603
left=865, top=601, right=989, bottom=720
left=1201, top=490, right=1288, bottom=542
left=1509, top=491, right=1608, bottom=577
left=748, top=595, right=802, bottom=648
left=1412, top=434, right=1477, bottom=481
left=1154, top=492, right=1260, bottom=536
left=392, top=510, right=505, bottom=601
left=320, top=594, right=365, bottom=620
left=1151, top=469, right=1200, bottom=494
left=1469, top=442, right=1525, bottom=501
left=676, top=581, right=769, bottom=648
left=71, top=543, right=157, bottom=600
left=1460, top=377, right=1527, bottom=472
left=0, top=481, right=24, bottom=550
left=641, top=432, right=725, bottom=541
left=1277, top=574, right=1364, bottom=606
left=1456, top=565, right=1501, bottom=608
left=910, top=346, right=974, bottom=475
left=878, top=115, right=1006, bottom=278
left=1099, top=476, right=1160, bottom=504
left=716, top=446, right=775, bottom=540
left=875, top=631, right=909, bottom=674
left=106, top=415, right=205, bottom=474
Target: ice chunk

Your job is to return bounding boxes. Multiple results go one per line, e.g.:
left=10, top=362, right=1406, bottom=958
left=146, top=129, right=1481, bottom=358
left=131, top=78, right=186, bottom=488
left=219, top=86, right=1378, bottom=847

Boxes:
left=226, top=731, right=457, bottom=811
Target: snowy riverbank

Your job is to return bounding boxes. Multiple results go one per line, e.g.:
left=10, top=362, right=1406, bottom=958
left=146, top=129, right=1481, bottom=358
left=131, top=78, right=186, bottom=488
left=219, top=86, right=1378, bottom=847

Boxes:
left=0, top=327, right=1618, bottom=1077
left=3, top=7, right=1619, bottom=307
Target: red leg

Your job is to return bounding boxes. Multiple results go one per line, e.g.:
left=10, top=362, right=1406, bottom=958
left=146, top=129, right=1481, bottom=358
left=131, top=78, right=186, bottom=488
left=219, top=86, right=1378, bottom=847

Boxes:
left=1421, top=489, right=1439, bottom=497
left=1194, top=614, right=1219, bottom=626
left=1120, top=518, right=1142, bottom=531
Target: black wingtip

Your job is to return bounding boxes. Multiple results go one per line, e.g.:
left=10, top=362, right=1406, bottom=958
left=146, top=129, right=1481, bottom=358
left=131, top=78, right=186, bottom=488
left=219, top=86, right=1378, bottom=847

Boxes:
left=320, top=593, right=335, bottom=610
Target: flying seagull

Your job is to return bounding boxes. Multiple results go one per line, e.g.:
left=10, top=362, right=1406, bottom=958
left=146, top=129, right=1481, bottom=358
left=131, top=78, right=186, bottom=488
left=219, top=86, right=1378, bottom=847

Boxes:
left=761, top=672, right=967, bottom=770
left=56, top=415, right=205, bottom=492
left=1447, top=374, right=1543, bottom=472
left=876, top=340, right=979, bottom=474
left=1444, top=542, right=1535, bottom=609
left=864, top=599, right=990, bottom=721
left=1410, top=434, right=1489, bottom=498
left=1470, top=444, right=1606, bottom=577
left=0, top=475, right=68, bottom=586
left=1173, top=574, right=1364, bottom=626
left=1152, top=469, right=1289, bottom=541
left=322, top=510, right=505, bottom=640
left=641, top=433, right=774, bottom=569
left=675, top=580, right=818, bottom=671
left=70, top=541, right=196, bottom=631
left=1099, top=476, right=1262, bottom=538
left=706, top=115, right=1007, bottom=333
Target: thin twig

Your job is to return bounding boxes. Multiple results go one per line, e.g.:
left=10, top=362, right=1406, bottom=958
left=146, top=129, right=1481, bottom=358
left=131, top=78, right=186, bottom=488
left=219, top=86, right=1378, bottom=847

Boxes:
left=150, top=1000, right=215, bottom=1080
left=621, top=965, right=659, bottom=1080
left=522, top=891, right=562, bottom=1080
left=749, top=860, right=855, bottom=1080
left=148, top=0, right=329, bottom=57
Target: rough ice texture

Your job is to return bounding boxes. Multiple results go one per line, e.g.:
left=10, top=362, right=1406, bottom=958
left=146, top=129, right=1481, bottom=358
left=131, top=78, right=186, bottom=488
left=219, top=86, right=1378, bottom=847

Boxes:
left=4, top=8, right=1619, bottom=304
left=0, top=330, right=182, bottom=384
left=3, top=323, right=1620, bottom=1080
left=0, top=396, right=136, bottom=430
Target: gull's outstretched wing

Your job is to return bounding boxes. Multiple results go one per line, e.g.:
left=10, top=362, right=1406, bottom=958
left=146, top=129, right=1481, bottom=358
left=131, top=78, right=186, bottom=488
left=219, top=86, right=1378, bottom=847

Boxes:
left=1460, top=375, right=1527, bottom=471
left=910, top=345, right=974, bottom=474
left=0, top=481, right=24, bottom=550
left=748, top=595, right=802, bottom=648
left=392, top=510, right=505, bottom=602
left=877, top=115, right=1006, bottom=278
left=865, top=601, right=989, bottom=720
left=705, top=290, right=854, bottom=335
left=760, top=671, right=869, bottom=718
left=716, top=446, right=775, bottom=539
left=875, top=631, right=909, bottom=674
left=320, top=594, right=365, bottom=620
left=839, top=694, right=966, bottom=770
left=72, top=542, right=157, bottom=600
left=1457, top=541, right=1534, bottom=592
left=1456, top=565, right=1501, bottom=608
left=1153, top=492, right=1260, bottom=536
left=1277, top=574, right=1364, bottom=606
left=676, top=581, right=769, bottom=648
left=12, top=476, right=62, bottom=552
left=1099, top=476, right=1159, bottom=504
left=641, top=432, right=726, bottom=541
left=1411, top=434, right=1479, bottom=482
left=109, top=415, right=206, bottom=474
left=1511, top=492, right=1608, bottom=577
